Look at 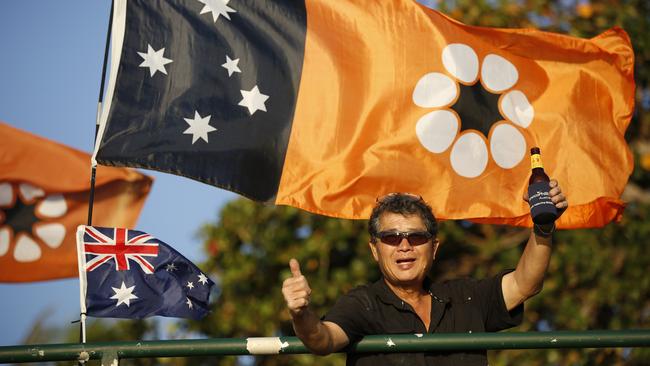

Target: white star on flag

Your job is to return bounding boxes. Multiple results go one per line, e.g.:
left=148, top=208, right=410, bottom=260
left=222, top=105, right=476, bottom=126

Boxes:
left=222, top=55, right=241, bottom=77
left=138, top=44, right=173, bottom=77
left=187, top=281, right=195, bottom=289
left=110, top=281, right=138, bottom=307
left=198, top=273, right=209, bottom=285
left=238, top=85, right=269, bottom=115
left=183, top=111, right=217, bottom=144
left=165, top=263, right=177, bottom=272
left=198, top=0, right=236, bottom=22
left=186, top=297, right=193, bottom=309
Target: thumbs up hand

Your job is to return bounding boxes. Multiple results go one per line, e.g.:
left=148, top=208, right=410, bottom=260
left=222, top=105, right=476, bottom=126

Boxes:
left=282, top=258, right=312, bottom=316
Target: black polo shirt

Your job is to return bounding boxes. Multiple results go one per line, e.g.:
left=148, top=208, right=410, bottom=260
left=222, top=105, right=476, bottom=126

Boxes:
left=323, top=270, right=523, bottom=366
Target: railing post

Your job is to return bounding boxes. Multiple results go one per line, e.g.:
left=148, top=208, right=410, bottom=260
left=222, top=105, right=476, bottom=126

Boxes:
left=1, top=330, right=649, bottom=363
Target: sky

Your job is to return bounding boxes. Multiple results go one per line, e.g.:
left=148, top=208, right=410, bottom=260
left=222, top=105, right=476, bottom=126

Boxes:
left=0, top=1, right=236, bottom=346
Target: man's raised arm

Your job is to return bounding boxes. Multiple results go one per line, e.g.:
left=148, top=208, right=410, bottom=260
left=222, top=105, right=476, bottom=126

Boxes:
left=282, top=258, right=349, bottom=355
left=502, top=179, right=568, bottom=311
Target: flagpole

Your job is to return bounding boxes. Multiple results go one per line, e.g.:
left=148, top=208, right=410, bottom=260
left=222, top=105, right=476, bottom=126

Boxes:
left=81, top=0, right=114, bottom=351
left=87, top=0, right=114, bottom=228
left=76, top=226, right=89, bottom=344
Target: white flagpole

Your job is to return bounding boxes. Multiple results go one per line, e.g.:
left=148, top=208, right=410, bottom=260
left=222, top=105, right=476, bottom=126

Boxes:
left=81, top=0, right=118, bottom=351
left=75, top=225, right=89, bottom=344
left=91, top=0, right=127, bottom=168
left=87, top=0, right=117, bottom=225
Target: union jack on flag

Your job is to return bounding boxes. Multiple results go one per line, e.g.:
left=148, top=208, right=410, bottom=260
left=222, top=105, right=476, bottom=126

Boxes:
left=83, top=226, right=159, bottom=273
left=76, top=225, right=214, bottom=319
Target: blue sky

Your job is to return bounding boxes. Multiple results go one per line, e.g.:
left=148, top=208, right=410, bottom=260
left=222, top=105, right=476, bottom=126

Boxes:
left=0, top=1, right=235, bottom=346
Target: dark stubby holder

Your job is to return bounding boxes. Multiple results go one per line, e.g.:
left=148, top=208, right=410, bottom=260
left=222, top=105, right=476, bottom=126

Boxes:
left=528, top=181, right=558, bottom=225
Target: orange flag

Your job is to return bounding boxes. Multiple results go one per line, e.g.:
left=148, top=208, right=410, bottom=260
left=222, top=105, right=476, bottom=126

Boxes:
left=0, top=122, right=152, bottom=282
left=276, top=1, right=634, bottom=228
left=95, top=0, right=633, bottom=228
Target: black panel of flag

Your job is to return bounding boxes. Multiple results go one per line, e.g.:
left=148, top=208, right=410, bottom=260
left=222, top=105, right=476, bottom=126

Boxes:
left=96, top=0, right=307, bottom=201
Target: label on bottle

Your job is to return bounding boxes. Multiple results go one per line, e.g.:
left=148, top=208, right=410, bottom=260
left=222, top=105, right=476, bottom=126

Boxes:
left=528, top=181, right=558, bottom=224
left=530, top=154, right=543, bottom=169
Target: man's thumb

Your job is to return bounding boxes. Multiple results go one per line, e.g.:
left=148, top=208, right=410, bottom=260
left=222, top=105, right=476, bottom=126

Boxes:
left=289, top=258, right=302, bottom=277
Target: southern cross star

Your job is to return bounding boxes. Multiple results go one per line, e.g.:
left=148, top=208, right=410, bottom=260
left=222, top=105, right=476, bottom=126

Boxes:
left=197, top=273, right=209, bottom=285
left=238, top=85, right=269, bottom=115
left=222, top=55, right=241, bottom=77
left=137, top=44, right=173, bottom=77
left=197, top=0, right=236, bottom=22
left=183, top=111, right=217, bottom=144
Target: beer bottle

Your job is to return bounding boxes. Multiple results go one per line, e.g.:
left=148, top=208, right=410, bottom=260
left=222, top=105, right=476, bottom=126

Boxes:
left=528, top=147, right=557, bottom=225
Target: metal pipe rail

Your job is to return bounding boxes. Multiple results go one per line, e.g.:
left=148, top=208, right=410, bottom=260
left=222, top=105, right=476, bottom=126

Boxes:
left=1, top=330, right=648, bottom=364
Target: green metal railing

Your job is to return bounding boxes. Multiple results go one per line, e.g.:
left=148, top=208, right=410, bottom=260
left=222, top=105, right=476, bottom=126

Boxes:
left=1, top=330, right=649, bottom=364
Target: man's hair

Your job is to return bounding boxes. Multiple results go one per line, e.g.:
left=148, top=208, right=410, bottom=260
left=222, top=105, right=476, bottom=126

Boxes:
left=368, top=193, right=438, bottom=242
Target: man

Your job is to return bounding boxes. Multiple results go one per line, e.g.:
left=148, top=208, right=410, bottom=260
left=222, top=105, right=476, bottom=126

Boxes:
left=282, top=180, right=567, bottom=365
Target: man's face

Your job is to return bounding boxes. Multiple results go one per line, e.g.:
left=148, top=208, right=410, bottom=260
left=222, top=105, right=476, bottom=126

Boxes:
left=369, top=212, right=439, bottom=289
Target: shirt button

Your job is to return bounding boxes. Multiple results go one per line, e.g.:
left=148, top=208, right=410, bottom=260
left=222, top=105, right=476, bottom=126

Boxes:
left=467, top=296, right=472, bottom=301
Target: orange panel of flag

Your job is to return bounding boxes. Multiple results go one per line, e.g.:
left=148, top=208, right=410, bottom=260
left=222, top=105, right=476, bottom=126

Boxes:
left=276, top=1, right=634, bottom=228
left=0, top=122, right=152, bottom=282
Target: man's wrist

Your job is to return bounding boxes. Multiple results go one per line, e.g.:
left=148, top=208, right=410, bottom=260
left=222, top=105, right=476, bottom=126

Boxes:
left=533, top=223, right=556, bottom=238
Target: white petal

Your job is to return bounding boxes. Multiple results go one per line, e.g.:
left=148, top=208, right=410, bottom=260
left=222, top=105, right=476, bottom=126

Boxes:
left=500, top=90, right=534, bottom=128
left=36, top=195, right=67, bottom=218
left=34, top=223, right=66, bottom=249
left=412, top=72, right=458, bottom=108
left=14, top=235, right=41, bottom=262
left=0, top=183, right=14, bottom=207
left=450, top=133, right=488, bottom=178
left=490, top=123, right=527, bottom=169
left=18, top=183, right=45, bottom=202
left=0, top=227, right=10, bottom=256
left=442, top=43, right=479, bottom=83
left=415, top=110, right=459, bottom=153
left=481, top=54, right=518, bottom=92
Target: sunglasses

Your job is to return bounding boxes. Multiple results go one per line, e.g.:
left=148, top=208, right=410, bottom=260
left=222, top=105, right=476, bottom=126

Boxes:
left=376, top=231, right=433, bottom=246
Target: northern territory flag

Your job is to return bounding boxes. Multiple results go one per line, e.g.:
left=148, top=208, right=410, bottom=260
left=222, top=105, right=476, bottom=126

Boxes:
left=0, top=122, right=152, bottom=282
left=94, top=0, right=634, bottom=228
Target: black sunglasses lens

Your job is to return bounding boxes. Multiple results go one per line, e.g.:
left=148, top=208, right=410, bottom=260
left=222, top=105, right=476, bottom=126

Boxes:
left=407, top=233, right=430, bottom=245
left=378, top=232, right=431, bottom=245
left=380, top=234, right=402, bottom=245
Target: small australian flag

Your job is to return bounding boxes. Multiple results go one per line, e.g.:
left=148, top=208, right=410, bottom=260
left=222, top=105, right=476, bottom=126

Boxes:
left=76, top=225, right=214, bottom=320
